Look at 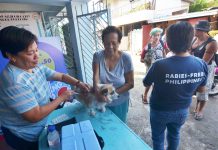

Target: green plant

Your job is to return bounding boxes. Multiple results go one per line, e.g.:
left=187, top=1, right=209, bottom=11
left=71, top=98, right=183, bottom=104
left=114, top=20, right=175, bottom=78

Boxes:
left=189, top=0, right=218, bottom=12
left=207, top=0, right=218, bottom=8
left=189, top=0, right=208, bottom=12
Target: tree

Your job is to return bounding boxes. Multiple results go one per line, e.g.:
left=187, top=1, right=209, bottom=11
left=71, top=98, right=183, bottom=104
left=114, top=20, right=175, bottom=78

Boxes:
left=189, top=0, right=218, bottom=12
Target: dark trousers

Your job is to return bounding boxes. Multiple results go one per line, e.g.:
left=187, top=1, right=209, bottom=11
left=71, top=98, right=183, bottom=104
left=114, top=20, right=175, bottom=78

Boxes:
left=1, top=126, right=38, bottom=150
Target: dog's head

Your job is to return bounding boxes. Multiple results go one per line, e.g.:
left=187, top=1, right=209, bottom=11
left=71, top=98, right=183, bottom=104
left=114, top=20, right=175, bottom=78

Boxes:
left=97, top=84, right=119, bottom=103
left=74, top=84, right=119, bottom=103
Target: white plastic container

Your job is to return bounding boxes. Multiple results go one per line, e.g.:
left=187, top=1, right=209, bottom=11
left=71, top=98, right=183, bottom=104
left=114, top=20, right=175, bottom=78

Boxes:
left=61, top=120, right=101, bottom=150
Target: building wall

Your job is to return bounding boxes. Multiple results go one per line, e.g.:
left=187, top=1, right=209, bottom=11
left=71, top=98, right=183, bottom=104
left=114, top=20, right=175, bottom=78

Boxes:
left=188, top=17, right=208, bottom=26
left=142, top=24, right=152, bottom=49
left=108, top=0, right=129, bottom=8
left=130, top=28, right=143, bottom=54
left=154, top=0, right=190, bottom=19
left=155, top=0, right=181, bottom=10
left=108, top=0, right=191, bottom=26
left=107, top=0, right=152, bottom=18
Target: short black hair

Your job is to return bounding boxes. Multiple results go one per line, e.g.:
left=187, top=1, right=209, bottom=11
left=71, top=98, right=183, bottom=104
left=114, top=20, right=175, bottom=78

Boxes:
left=166, top=21, right=194, bottom=53
left=102, top=26, right=122, bottom=43
left=0, top=26, right=37, bottom=58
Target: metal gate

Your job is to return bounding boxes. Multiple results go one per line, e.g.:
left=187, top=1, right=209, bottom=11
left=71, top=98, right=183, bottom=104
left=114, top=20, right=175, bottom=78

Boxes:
left=44, top=13, right=78, bottom=77
left=76, top=3, right=110, bottom=83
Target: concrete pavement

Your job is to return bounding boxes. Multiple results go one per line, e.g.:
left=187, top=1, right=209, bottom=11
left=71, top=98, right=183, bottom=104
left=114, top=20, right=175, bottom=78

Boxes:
left=127, top=52, right=218, bottom=150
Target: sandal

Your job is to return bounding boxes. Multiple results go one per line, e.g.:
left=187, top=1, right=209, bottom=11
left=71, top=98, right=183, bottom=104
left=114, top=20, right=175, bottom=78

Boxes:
left=194, top=113, right=203, bottom=121
left=191, top=110, right=197, bottom=115
left=142, top=94, right=149, bottom=104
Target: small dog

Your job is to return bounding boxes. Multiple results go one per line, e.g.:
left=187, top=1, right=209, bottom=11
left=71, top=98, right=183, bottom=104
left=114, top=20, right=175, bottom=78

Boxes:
left=74, top=84, right=119, bottom=116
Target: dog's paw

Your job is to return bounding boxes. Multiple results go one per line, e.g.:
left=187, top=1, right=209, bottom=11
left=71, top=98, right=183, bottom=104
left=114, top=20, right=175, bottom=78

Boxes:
left=107, top=98, right=113, bottom=103
left=102, top=107, right=106, bottom=112
left=99, top=107, right=106, bottom=112
left=90, top=110, right=96, bottom=116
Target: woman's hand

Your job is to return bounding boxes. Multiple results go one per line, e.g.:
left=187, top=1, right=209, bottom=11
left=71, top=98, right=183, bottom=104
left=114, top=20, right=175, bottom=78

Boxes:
left=77, top=82, right=90, bottom=93
left=58, top=90, right=75, bottom=102
left=22, top=89, right=76, bottom=123
left=51, top=73, right=90, bottom=93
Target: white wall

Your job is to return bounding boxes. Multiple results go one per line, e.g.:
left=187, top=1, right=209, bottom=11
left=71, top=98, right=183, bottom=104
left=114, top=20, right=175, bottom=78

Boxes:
left=155, top=0, right=181, bottom=10
left=109, top=0, right=130, bottom=8
left=112, top=9, right=153, bottom=26
left=153, top=0, right=190, bottom=19
left=130, top=28, right=143, bottom=54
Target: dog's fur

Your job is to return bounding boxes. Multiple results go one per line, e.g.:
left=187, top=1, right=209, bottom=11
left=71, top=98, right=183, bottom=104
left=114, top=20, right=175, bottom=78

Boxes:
left=74, top=84, right=118, bottom=116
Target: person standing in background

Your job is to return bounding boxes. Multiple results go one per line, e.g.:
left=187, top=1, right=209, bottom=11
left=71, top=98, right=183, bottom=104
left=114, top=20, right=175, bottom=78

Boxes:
left=143, top=21, right=208, bottom=150
left=191, top=20, right=218, bottom=120
left=140, top=27, right=166, bottom=104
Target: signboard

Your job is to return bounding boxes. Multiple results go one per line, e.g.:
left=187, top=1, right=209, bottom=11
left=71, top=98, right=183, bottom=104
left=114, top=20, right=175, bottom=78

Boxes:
left=0, top=53, right=8, bottom=73
left=38, top=37, right=71, bottom=99
left=0, top=12, right=44, bottom=37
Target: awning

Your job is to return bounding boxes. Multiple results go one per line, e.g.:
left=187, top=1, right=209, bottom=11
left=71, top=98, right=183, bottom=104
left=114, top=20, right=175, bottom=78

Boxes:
left=148, top=9, right=218, bottom=23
